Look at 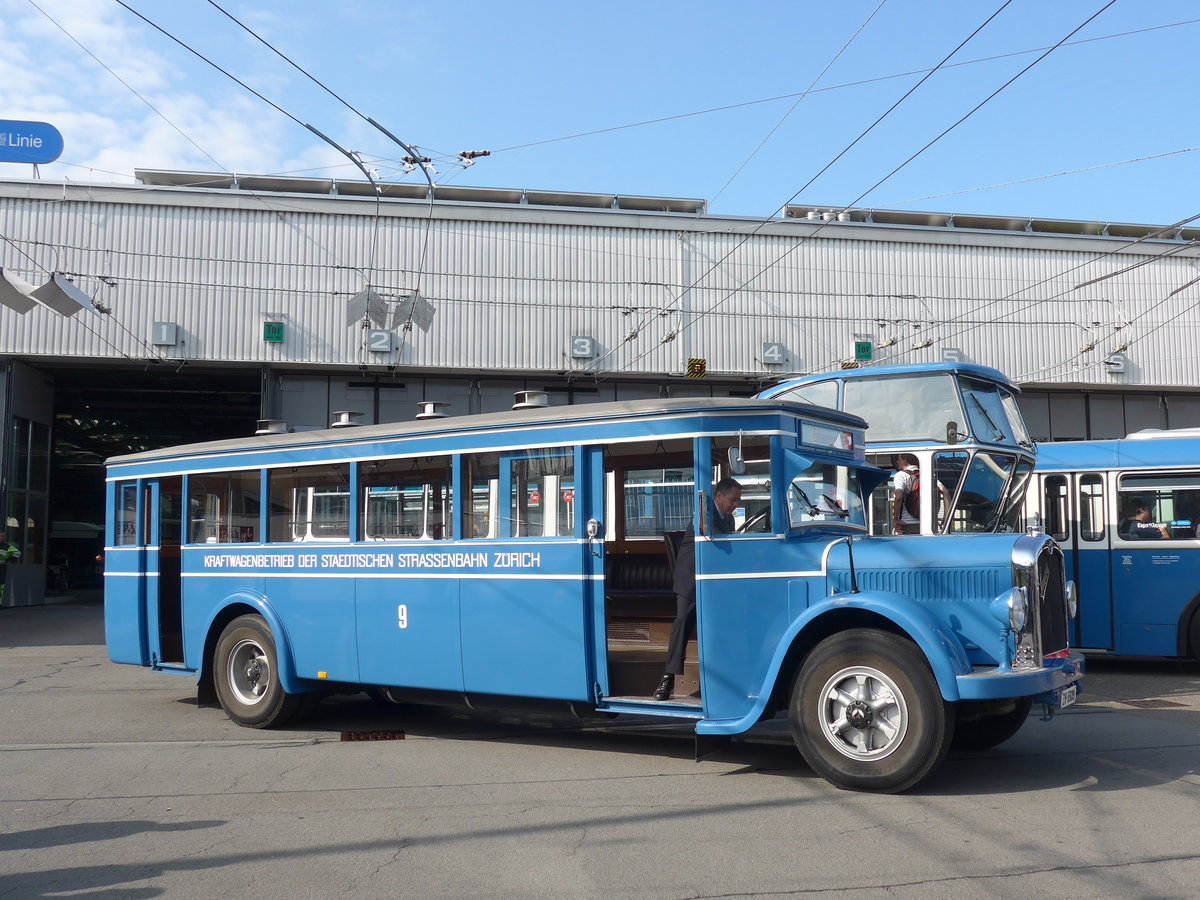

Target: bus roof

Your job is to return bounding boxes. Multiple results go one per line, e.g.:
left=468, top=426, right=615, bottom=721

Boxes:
left=1036, top=430, right=1200, bottom=472
left=106, top=395, right=868, bottom=469
left=759, top=362, right=1018, bottom=398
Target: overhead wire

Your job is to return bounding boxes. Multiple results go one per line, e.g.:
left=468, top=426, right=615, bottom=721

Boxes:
left=489, top=17, right=1200, bottom=155
left=204, top=0, right=437, bottom=320
left=866, top=209, right=1200, bottom=375
left=619, top=0, right=1119, bottom=379
left=881, top=144, right=1200, bottom=208
left=590, top=0, right=1020, bottom=379
left=709, top=0, right=890, bottom=206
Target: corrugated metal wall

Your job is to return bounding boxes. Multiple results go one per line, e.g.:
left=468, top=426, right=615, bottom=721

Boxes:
left=2, top=177, right=1198, bottom=388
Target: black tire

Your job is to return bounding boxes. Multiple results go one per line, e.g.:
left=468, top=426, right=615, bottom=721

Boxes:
left=213, top=614, right=303, bottom=728
left=790, top=629, right=954, bottom=793
left=952, top=697, right=1033, bottom=751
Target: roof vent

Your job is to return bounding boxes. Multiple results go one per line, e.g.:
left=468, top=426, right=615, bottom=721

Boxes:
left=255, top=419, right=292, bottom=435
left=416, top=401, right=451, bottom=419
left=513, top=390, right=550, bottom=410
left=331, top=410, right=365, bottom=428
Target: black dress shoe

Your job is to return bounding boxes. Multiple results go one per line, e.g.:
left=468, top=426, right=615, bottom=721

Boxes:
left=653, top=674, right=674, bottom=701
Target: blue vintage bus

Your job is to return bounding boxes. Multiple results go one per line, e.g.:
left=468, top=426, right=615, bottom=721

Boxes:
left=1030, top=428, right=1200, bottom=659
left=104, top=395, right=1081, bottom=792
left=760, top=363, right=1036, bottom=537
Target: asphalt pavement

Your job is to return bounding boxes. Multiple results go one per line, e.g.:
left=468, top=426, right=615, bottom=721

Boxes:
left=3, top=594, right=1200, bottom=898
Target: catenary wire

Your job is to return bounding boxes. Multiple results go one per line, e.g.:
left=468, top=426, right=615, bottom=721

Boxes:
left=490, top=18, right=1200, bottom=154
left=628, top=0, right=1118, bottom=379
left=590, top=0, right=1020, bottom=379
left=709, top=0, right=890, bottom=205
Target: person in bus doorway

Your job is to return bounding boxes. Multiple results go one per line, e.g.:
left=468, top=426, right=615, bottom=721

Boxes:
left=655, top=477, right=742, bottom=702
left=1118, top=501, right=1169, bottom=540
left=891, top=454, right=921, bottom=535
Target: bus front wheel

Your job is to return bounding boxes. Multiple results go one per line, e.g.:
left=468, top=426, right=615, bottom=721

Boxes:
left=213, top=614, right=302, bottom=728
left=790, top=629, right=954, bottom=793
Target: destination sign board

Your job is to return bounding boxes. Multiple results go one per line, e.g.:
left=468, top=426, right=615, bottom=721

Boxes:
left=0, top=120, right=64, bottom=164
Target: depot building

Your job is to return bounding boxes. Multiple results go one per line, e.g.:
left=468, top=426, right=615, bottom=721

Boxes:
left=2, top=169, right=1198, bottom=604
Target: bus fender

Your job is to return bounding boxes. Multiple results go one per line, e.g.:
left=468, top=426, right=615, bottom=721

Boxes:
left=769, top=591, right=973, bottom=702
left=698, top=591, right=975, bottom=738
left=198, top=592, right=306, bottom=696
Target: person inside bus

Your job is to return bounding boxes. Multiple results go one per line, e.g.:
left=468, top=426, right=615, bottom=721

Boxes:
left=891, top=454, right=921, bottom=535
left=1118, top=501, right=1169, bottom=540
left=654, top=477, right=743, bottom=701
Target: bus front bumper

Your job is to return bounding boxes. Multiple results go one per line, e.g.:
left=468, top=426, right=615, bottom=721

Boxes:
left=954, top=652, right=1084, bottom=708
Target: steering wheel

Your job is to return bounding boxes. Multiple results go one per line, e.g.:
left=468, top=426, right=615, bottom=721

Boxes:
left=737, top=507, right=771, bottom=534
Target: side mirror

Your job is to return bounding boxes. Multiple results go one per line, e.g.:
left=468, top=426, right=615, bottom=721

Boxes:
left=946, top=421, right=968, bottom=444
left=726, top=446, right=746, bottom=476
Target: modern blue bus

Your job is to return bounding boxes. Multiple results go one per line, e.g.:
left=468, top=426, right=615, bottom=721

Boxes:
left=1031, top=428, right=1200, bottom=658
left=759, top=363, right=1035, bottom=537
left=104, top=395, right=1081, bottom=792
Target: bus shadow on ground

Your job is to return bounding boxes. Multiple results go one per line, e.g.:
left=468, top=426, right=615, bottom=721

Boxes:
left=278, top=691, right=1135, bottom=797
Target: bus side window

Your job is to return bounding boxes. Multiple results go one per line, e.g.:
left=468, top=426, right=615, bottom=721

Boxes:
left=1042, top=475, right=1069, bottom=541
left=188, top=471, right=261, bottom=544
left=1078, top=474, right=1105, bottom=542
left=509, top=449, right=575, bottom=538
left=268, top=464, right=349, bottom=542
left=463, top=453, right=500, bottom=539
left=115, top=482, right=138, bottom=545
left=359, top=456, right=452, bottom=540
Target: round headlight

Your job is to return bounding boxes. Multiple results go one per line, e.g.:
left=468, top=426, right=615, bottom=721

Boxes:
left=991, top=587, right=1028, bottom=632
left=1065, top=580, right=1078, bottom=619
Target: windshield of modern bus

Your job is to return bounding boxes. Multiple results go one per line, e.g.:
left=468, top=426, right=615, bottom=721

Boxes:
left=840, top=374, right=962, bottom=442
left=788, top=461, right=867, bottom=529
left=959, top=377, right=1031, bottom=447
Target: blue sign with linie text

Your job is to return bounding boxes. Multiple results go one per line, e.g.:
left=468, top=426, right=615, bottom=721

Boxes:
left=0, top=120, right=64, bottom=165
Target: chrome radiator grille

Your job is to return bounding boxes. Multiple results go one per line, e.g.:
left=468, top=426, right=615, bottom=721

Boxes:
left=1012, top=535, right=1070, bottom=668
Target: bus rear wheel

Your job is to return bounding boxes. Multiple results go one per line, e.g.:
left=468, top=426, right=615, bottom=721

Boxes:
left=214, top=614, right=302, bottom=728
left=790, top=629, right=954, bottom=793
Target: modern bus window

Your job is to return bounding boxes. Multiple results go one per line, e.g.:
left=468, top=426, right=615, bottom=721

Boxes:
left=509, top=449, right=575, bottom=537
left=188, top=471, right=261, bottom=543
left=788, top=460, right=866, bottom=529
left=268, top=464, right=349, bottom=542
left=1042, top=474, right=1069, bottom=541
left=115, top=482, right=139, bottom=545
left=714, top=435, right=771, bottom=532
left=1116, top=472, right=1200, bottom=541
left=360, top=457, right=452, bottom=540
left=1079, top=474, right=1106, bottom=542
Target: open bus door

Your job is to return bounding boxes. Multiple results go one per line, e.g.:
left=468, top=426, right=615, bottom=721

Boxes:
left=147, top=477, right=185, bottom=665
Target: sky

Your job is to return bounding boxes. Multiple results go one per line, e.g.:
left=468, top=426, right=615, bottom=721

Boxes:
left=2, top=0, right=1199, bottom=227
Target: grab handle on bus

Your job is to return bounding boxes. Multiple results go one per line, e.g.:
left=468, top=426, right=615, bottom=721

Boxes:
left=586, top=518, right=602, bottom=556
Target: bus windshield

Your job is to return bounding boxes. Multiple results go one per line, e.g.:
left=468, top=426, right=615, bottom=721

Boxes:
left=788, top=461, right=867, bottom=529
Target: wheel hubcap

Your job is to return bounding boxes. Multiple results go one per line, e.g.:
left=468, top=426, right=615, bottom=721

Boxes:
left=817, top=666, right=909, bottom=761
left=227, top=638, right=271, bottom=706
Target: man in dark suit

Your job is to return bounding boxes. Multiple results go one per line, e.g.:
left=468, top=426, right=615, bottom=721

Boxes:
left=655, top=478, right=743, bottom=701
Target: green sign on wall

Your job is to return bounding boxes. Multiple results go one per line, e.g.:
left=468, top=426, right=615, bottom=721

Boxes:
left=263, top=321, right=284, bottom=343
left=853, top=340, right=873, bottom=361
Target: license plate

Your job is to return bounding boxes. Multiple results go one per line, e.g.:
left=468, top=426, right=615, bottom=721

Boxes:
left=1058, top=683, right=1078, bottom=709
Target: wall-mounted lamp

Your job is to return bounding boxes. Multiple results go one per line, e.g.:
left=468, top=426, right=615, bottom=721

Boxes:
left=0, top=268, right=100, bottom=316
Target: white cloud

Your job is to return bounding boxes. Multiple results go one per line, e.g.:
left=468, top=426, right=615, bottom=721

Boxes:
left=0, top=0, right=328, bottom=183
